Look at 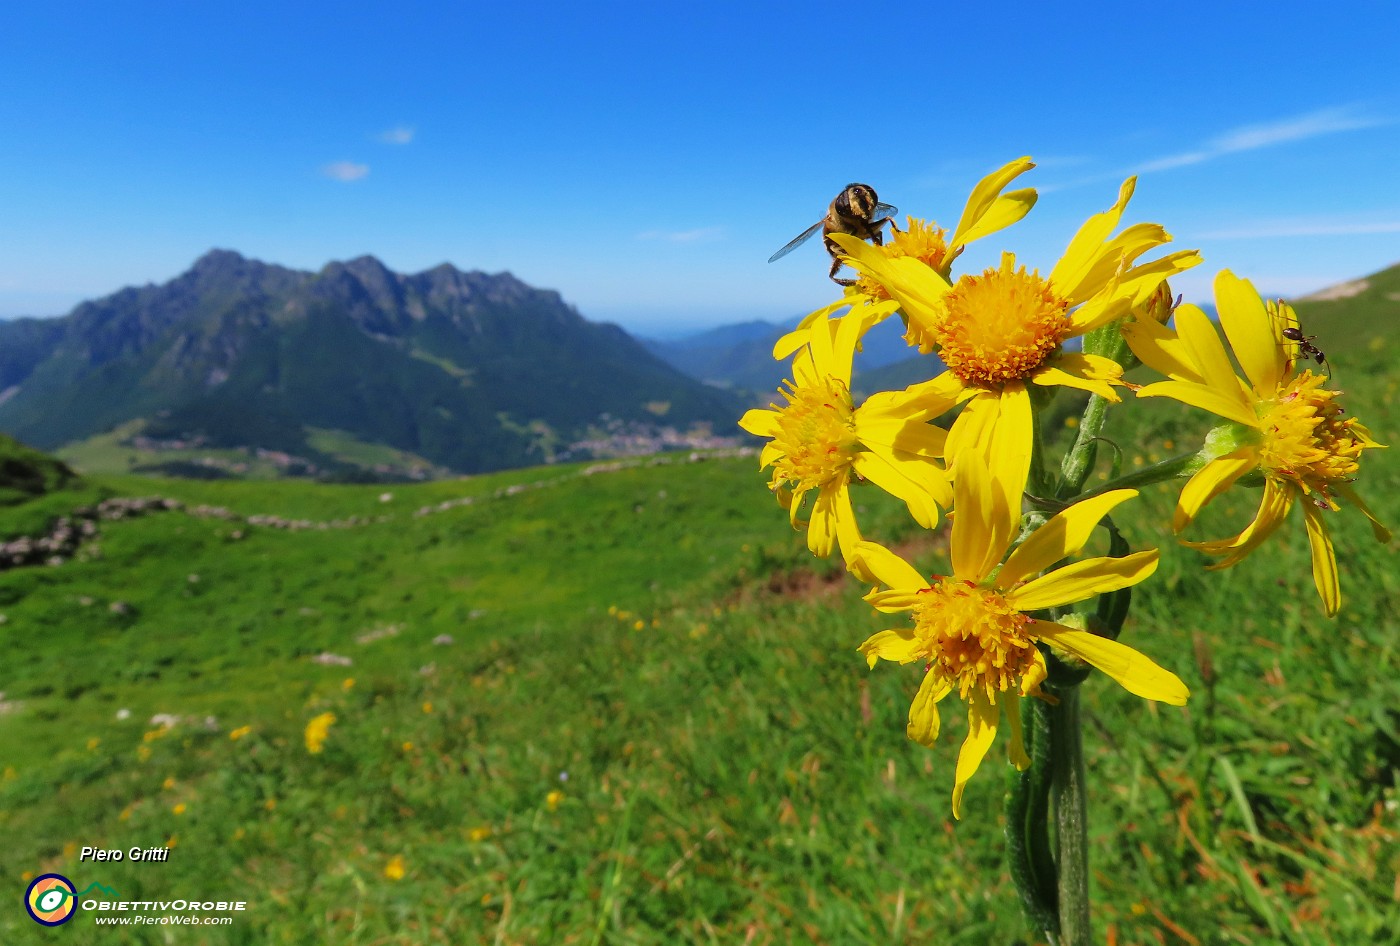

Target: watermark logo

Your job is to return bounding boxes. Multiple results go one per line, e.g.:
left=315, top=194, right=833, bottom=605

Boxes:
left=24, top=874, right=77, bottom=926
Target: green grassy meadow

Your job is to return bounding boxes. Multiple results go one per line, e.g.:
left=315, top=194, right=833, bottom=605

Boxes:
left=2, top=347, right=1400, bottom=944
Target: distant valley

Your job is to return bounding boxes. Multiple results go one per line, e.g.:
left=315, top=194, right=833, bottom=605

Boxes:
left=0, top=251, right=744, bottom=480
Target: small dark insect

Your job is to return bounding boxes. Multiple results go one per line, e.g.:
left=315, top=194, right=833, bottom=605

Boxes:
left=1281, top=326, right=1327, bottom=368
left=769, top=183, right=898, bottom=286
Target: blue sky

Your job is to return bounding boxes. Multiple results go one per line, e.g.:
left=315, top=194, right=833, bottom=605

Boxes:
left=2, top=2, right=1398, bottom=336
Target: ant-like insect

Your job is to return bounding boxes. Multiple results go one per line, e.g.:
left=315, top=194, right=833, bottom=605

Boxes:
left=1280, top=325, right=1328, bottom=371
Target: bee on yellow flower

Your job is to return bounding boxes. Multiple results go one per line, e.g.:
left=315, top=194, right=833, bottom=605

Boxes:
left=833, top=173, right=1201, bottom=493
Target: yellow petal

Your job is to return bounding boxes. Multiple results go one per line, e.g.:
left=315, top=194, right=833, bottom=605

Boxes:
left=738, top=408, right=780, bottom=438
left=858, top=628, right=922, bottom=668
left=953, top=188, right=1038, bottom=250
left=1002, top=691, right=1030, bottom=770
left=1302, top=502, right=1340, bottom=616
left=1336, top=483, right=1392, bottom=543
left=773, top=298, right=853, bottom=360
left=1215, top=270, right=1285, bottom=395
left=951, top=691, right=1000, bottom=820
left=1009, top=550, right=1159, bottom=611
left=907, top=671, right=952, bottom=747
left=1184, top=479, right=1293, bottom=566
left=999, top=489, right=1141, bottom=588
left=864, top=587, right=926, bottom=613
left=791, top=345, right=819, bottom=390
left=1174, top=305, right=1254, bottom=412
left=831, top=233, right=955, bottom=330
left=1031, top=621, right=1189, bottom=705
left=1135, top=380, right=1258, bottom=428
left=856, top=415, right=948, bottom=458
left=948, top=448, right=1004, bottom=583
left=1122, top=314, right=1204, bottom=384
left=806, top=480, right=843, bottom=557
left=1174, top=447, right=1259, bottom=532
left=852, top=451, right=947, bottom=529
left=1030, top=354, right=1122, bottom=401
left=950, top=156, right=1036, bottom=249
left=852, top=539, right=925, bottom=592
left=1048, top=177, right=1136, bottom=301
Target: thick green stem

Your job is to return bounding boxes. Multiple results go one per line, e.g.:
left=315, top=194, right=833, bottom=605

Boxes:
left=1070, top=451, right=1198, bottom=502
left=1057, top=393, right=1111, bottom=499
left=1050, top=686, right=1091, bottom=946
left=1005, top=697, right=1060, bottom=942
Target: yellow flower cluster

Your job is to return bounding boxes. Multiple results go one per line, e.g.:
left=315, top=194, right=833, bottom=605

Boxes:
left=744, top=158, right=1388, bottom=815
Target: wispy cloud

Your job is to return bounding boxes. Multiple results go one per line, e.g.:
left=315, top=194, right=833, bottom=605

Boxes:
left=1137, top=106, right=1386, bottom=173
left=1197, top=218, right=1400, bottom=239
left=377, top=125, right=415, bottom=145
left=322, top=161, right=369, bottom=183
left=637, top=226, right=724, bottom=243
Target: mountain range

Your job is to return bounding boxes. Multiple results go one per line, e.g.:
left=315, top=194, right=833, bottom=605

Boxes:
left=0, top=251, right=743, bottom=479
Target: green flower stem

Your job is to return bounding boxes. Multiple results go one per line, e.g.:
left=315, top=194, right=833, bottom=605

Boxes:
left=1049, top=684, right=1091, bottom=946
left=1057, top=393, right=1111, bottom=499
left=1070, top=451, right=1199, bottom=502
left=1006, top=697, right=1060, bottom=943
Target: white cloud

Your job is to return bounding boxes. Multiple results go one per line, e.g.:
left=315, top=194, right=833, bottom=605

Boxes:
left=636, top=226, right=724, bottom=243
left=322, top=161, right=369, bottom=183
left=377, top=125, right=415, bottom=145
left=1137, top=106, right=1387, bottom=174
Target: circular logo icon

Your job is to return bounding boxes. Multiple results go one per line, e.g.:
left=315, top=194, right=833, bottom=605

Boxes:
left=25, top=873, right=78, bottom=926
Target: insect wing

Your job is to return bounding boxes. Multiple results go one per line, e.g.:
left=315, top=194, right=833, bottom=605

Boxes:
left=872, top=202, right=898, bottom=223
left=768, top=219, right=825, bottom=263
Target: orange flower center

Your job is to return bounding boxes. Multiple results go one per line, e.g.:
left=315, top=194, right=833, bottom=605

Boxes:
left=912, top=577, right=1040, bottom=702
left=769, top=376, right=858, bottom=493
left=935, top=256, right=1070, bottom=387
left=1257, top=370, right=1371, bottom=507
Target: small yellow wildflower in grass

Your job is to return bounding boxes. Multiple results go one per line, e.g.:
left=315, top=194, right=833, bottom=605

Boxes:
left=172, top=803, right=186, bottom=815
left=264, top=798, right=277, bottom=811
left=229, top=725, right=252, bottom=741
left=546, top=790, right=565, bottom=811
left=740, top=307, right=953, bottom=574
left=468, top=826, right=493, bottom=842
left=421, top=701, right=433, bottom=714
left=86, top=737, right=100, bottom=750
left=401, top=741, right=414, bottom=752
left=162, top=776, right=176, bottom=790
left=632, top=619, right=644, bottom=631
left=383, top=855, right=405, bottom=881
left=832, top=174, right=1201, bottom=491
left=342, top=678, right=355, bottom=691
left=304, top=712, right=336, bottom=754
left=166, top=835, right=178, bottom=849
left=136, top=745, right=152, bottom=762
left=853, top=454, right=1188, bottom=818
left=1123, top=270, right=1389, bottom=614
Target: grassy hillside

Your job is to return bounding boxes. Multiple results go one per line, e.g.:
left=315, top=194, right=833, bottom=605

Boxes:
left=1, top=341, right=1398, bottom=943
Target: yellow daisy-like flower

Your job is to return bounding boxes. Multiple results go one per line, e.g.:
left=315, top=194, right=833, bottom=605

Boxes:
left=383, top=854, right=406, bottom=881
left=740, top=307, right=953, bottom=572
left=833, top=177, right=1202, bottom=493
left=1123, top=269, right=1389, bottom=615
left=853, top=454, right=1188, bottom=819
left=304, top=712, right=336, bottom=754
